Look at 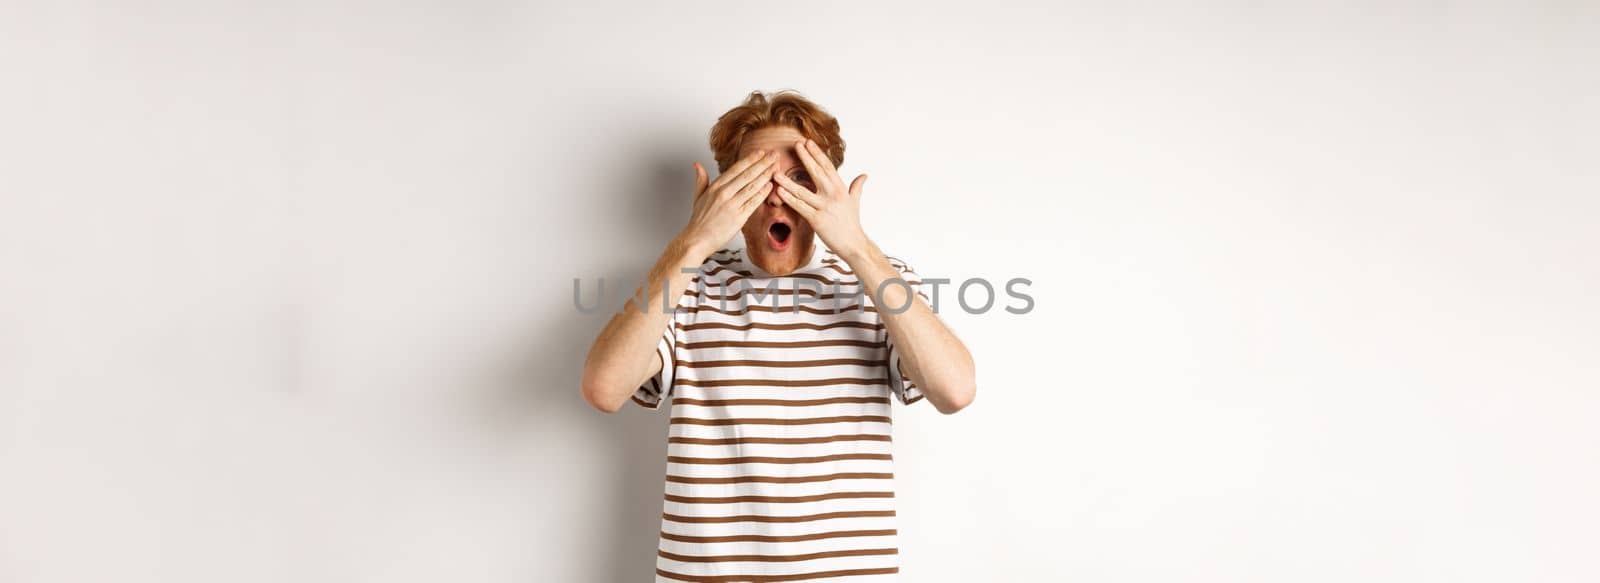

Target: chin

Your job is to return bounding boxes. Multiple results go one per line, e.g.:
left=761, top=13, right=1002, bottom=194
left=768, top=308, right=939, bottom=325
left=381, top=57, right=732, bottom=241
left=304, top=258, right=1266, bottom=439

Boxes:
left=744, top=222, right=815, bottom=274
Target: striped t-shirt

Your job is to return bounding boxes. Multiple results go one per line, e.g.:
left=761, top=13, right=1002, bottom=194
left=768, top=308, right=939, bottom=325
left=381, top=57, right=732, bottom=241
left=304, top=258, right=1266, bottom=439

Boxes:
left=632, top=241, right=929, bottom=582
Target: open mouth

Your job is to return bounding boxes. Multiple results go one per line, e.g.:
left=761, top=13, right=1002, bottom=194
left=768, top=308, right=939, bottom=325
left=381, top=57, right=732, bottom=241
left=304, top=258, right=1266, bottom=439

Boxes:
left=767, top=221, right=793, bottom=250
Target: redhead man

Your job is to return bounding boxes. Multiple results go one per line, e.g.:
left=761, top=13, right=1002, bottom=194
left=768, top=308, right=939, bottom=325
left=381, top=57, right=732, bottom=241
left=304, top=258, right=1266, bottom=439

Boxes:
left=581, top=90, right=975, bottom=582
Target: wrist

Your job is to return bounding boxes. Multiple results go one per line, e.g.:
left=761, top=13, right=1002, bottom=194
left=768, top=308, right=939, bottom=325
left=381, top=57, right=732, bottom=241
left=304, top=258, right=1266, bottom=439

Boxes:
left=832, top=233, right=878, bottom=266
left=669, top=232, right=716, bottom=263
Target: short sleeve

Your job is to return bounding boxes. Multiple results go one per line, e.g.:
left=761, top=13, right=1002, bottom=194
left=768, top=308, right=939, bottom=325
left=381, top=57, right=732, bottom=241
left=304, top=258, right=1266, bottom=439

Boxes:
left=882, top=257, right=931, bottom=406
left=629, top=328, right=676, bottom=409
left=630, top=271, right=700, bottom=410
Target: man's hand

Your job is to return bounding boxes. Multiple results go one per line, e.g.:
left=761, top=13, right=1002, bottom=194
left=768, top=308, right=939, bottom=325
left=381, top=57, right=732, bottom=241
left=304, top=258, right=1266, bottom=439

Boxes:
left=776, top=139, right=976, bottom=414
left=677, top=149, right=778, bottom=256
left=772, top=138, right=871, bottom=258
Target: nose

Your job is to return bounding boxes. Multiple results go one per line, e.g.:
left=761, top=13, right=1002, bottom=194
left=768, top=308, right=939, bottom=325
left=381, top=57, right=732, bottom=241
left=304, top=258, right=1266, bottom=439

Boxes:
left=764, top=179, right=783, bottom=206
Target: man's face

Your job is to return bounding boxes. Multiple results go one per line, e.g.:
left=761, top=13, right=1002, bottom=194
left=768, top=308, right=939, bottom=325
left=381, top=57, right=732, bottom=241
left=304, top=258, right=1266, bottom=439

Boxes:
left=737, top=127, right=819, bottom=275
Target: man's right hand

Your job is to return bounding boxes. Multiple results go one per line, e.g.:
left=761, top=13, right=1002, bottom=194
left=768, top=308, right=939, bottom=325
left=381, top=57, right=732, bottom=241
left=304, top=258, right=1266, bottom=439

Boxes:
left=676, top=149, right=778, bottom=256
left=580, top=150, right=777, bottom=413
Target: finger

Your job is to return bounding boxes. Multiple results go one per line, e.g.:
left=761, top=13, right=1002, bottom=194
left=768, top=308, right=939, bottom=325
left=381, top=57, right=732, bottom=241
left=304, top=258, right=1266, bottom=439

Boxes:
left=732, top=168, right=774, bottom=202
left=774, top=186, right=818, bottom=219
left=692, top=162, right=709, bottom=198
left=735, top=170, right=777, bottom=213
left=774, top=171, right=825, bottom=207
left=720, top=151, right=778, bottom=197
left=736, top=180, right=771, bottom=214
left=848, top=173, right=867, bottom=198
left=792, top=139, right=833, bottom=195
left=807, top=140, right=847, bottom=191
left=709, top=149, right=769, bottom=191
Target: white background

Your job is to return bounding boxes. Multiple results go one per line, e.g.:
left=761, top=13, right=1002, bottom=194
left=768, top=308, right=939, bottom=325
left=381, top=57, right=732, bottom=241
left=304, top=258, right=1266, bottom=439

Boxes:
left=3, top=1, right=1598, bottom=581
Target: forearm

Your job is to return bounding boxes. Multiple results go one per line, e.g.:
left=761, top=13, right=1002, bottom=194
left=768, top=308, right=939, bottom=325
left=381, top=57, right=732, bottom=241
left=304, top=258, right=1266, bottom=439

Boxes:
left=580, top=237, right=709, bottom=412
left=839, top=240, right=977, bottom=414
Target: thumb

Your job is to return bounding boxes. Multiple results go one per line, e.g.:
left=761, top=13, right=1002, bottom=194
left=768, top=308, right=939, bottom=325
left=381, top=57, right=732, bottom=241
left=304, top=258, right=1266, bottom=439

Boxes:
left=693, top=162, right=709, bottom=197
left=849, top=173, right=868, bottom=197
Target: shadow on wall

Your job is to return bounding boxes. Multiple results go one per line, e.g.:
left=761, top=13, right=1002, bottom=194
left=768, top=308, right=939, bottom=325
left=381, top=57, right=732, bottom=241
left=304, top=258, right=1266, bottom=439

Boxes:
left=477, top=128, right=697, bottom=582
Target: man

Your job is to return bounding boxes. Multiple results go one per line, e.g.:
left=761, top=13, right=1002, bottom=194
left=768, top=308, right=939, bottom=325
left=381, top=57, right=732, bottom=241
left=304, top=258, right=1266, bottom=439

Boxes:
left=581, top=90, right=976, bottom=582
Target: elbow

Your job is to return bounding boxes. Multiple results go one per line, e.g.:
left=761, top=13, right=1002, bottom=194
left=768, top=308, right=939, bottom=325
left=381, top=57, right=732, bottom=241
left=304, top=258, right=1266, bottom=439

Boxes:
left=934, top=360, right=977, bottom=415
left=936, top=382, right=976, bottom=415
left=580, top=371, right=625, bottom=414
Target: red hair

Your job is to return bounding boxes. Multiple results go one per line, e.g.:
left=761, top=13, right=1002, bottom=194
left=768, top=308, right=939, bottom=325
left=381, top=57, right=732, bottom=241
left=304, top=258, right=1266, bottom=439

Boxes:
left=709, top=90, right=845, bottom=173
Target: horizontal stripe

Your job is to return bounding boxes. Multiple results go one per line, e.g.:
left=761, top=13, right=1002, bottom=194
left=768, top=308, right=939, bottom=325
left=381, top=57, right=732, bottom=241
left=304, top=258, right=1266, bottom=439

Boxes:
left=663, top=479, right=895, bottom=502
left=688, top=276, right=867, bottom=291
left=662, top=464, right=894, bottom=485
left=657, top=566, right=897, bottom=582
left=818, top=263, right=854, bottom=276
left=702, top=266, right=755, bottom=278
left=677, top=320, right=880, bottom=332
left=667, top=453, right=893, bottom=465
left=713, top=276, right=854, bottom=293
left=679, top=358, right=882, bottom=369
left=680, top=339, right=883, bottom=350
left=703, top=266, right=854, bottom=289
left=669, top=384, right=887, bottom=399
left=676, top=377, right=888, bottom=388
left=659, top=546, right=896, bottom=563
left=665, top=490, right=893, bottom=504
left=660, top=528, right=896, bottom=544
left=656, top=517, right=897, bottom=543
left=671, top=396, right=888, bottom=408
left=682, top=281, right=923, bottom=307
left=664, top=510, right=895, bottom=524
left=685, top=286, right=834, bottom=300
left=670, top=415, right=891, bottom=427
left=688, top=303, right=877, bottom=316
left=686, top=290, right=880, bottom=307
left=666, top=472, right=893, bottom=484
left=667, top=434, right=891, bottom=445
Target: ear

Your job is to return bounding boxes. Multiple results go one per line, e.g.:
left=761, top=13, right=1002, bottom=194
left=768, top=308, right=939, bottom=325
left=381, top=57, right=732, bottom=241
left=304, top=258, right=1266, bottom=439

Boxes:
left=849, top=173, right=868, bottom=197
left=693, top=162, right=709, bottom=198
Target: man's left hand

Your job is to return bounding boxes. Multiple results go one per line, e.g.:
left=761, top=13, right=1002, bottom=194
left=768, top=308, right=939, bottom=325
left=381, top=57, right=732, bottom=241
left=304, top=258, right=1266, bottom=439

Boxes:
left=772, top=138, right=871, bottom=258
